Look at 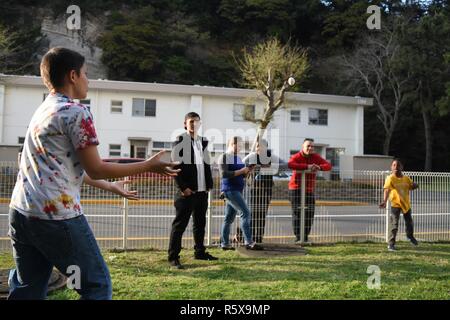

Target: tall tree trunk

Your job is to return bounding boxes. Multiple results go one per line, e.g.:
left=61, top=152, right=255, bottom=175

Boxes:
left=421, top=107, right=433, bottom=171
left=420, top=84, right=434, bottom=171
left=250, top=126, right=267, bottom=152
left=383, top=128, right=393, bottom=155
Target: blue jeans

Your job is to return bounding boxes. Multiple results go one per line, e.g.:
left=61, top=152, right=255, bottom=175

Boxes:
left=7, top=208, right=112, bottom=300
left=220, top=190, right=253, bottom=246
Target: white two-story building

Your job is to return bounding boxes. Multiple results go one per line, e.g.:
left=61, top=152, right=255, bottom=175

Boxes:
left=0, top=74, right=372, bottom=173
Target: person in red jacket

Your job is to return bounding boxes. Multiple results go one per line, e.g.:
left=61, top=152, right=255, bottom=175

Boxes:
left=288, top=138, right=332, bottom=243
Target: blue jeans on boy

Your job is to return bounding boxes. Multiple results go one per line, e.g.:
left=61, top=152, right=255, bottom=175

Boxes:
left=7, top=208, right=112, bottom=300
left=221, top=190, right=253, bottom=246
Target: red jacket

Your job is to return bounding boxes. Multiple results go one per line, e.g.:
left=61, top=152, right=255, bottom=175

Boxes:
left=288, top=152, right=332, bottom=192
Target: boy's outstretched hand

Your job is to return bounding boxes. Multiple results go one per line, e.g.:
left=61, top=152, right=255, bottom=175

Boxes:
left=110, top=180, right=139, bottom=201
left=145, top=150, right=181, bottom=176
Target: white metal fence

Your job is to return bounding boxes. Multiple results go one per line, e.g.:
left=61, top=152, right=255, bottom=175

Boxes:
left=0, top=161, right=449, bottom=251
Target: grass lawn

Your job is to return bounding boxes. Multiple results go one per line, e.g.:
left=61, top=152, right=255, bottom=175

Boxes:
left=0, top=242, right=449, bottom=300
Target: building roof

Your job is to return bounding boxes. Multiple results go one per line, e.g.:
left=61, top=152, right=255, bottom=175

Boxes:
left=0, top=74, right=373, bottom=107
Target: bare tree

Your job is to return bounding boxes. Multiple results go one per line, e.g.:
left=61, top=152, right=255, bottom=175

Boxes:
left=340, top=25, right=413, bottom=156
left=235, top=38, right=309, bottom=151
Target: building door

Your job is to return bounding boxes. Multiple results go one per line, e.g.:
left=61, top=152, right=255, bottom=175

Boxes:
left=326, top=147, right=345, bottom=180
left=135, top=146, right=147, bottom=159
left=129, top=139, right=150, bottom=159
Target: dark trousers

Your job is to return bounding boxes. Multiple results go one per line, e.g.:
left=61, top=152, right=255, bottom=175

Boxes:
left=168, top=192, right=208, bottom=261
left=389, top=207, right=414, bottom=246
left=247, top=180, right=273, bottom=243
left=289, top=189, right=315, bottom=242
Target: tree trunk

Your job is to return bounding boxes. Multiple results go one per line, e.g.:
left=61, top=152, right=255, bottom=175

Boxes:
left=250, top=126, right=267, bottom=153
left=421, top=107, right=433, bottom=171
left=383, top=128, right=393, bottom=156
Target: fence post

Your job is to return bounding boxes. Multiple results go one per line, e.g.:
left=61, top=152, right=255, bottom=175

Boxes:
left=383, top=171, right=390, bottom=243
left=122, top=179, right=129, bottom=250
left=300, top=170, right=306, bottom=245
left=385, top=201, right=390, bottom=244
left=206, top=191, right=212, bottom=246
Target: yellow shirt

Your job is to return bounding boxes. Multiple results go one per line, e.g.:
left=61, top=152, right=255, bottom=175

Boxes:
left=384, top=174, right=414, bottom=213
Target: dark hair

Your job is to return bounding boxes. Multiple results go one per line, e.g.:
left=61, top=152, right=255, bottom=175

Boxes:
left=40, top=47, right=85, bottom=91
left=185, top=112, right=201, bottom=121
left=392, top=158, right=404, bottom=167
left=304, top=138, right=314, bottom=143
left=184, top=112, right=201, bottom=130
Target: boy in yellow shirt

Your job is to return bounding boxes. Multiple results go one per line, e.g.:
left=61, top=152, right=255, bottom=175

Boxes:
left=380, top=159, right=419, bottom=251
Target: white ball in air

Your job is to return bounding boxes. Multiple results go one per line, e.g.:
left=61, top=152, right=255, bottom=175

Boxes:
left=288, top=77, right=295, bottom=86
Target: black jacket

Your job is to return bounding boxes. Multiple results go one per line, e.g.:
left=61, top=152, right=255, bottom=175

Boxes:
left=171, top=132, right=213, bottom=192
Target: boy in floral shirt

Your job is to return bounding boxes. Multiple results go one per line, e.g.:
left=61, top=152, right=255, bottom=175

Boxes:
left=8, top=47, right=180, bottom=299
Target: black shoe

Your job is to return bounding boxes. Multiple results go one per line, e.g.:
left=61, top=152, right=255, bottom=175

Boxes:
left=169, top=259, right=184, bottom=269
left=245, top=243, right=264, bottom=251
left=387, top=244, right=397, bottom=252
left=408, top=237, right=419, bottom=246
left=221, top=245, right=235, bottom=251
left=195, top=252, right=219, bottom=260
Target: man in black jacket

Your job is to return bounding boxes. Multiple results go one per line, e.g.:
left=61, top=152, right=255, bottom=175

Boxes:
left=168, top=112, right=217, bottom=269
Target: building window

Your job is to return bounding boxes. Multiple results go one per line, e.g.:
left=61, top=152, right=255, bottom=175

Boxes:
left=153, top=141, right=172, bottom=149
left=18, top=137, right=25, bottom=144
left=233, top=104, right=255, bottom=122
left=111, top=100, right=123, bottom=113
left=134, top=146, right=147, bottom=159
left=308, top=108, right=328, bottom=126
left=80, top=99, right=90, bottom=107
left=109, top=144, right=121, bottom=157
left=74, top=99, right=91, bottom=112
left=132, top=98, right=156, bottom=117
left=290, top=109, right=301, bottom=122
left=326, top=147, right=345, bottom=180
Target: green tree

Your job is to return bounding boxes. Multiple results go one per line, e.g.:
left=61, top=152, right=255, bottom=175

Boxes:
left=100, top=7, right=164, bottom=81
left=437, top=53, right=450, bottom=115
left=0, top=24, right=41, bottom=75
left=217, top=0, right=297, bottom=43
left=401, top=6, right=450, bottom=170
left=101, top=5, right=212, bottom=84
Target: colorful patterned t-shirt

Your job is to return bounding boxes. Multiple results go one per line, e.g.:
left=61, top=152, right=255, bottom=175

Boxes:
left=10, top=92, right=99, bottom=220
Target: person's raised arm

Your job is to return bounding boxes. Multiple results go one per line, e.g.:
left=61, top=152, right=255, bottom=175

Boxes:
left=219, top=153, right=249, bottom=178
left=288, top=153, right=308, bottom=171
left=83, top=175, right=139, bottom=200
left=77, top=146, right=180, bottom=180
left=316, top=155, right=332, bottom=171
left=243, top=153, right=257, bottom=166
